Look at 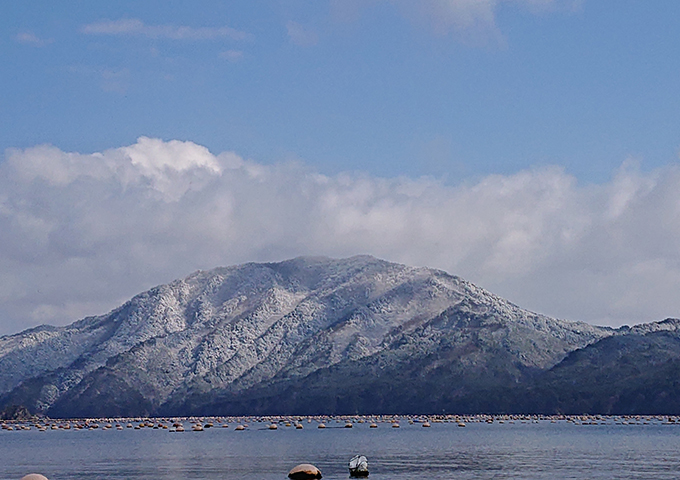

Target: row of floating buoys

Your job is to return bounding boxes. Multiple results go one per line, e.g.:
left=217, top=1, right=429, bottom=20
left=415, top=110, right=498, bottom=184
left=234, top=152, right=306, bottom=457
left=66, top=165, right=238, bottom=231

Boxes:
left=0, top=417, right=441, bottom=431
left=5, top=414, right=680, bottom=434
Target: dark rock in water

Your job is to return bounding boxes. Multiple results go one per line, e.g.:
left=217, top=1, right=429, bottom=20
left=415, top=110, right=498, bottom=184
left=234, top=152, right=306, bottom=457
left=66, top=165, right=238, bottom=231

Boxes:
left=288, top=463, right=322, bottom=479
left=349, top=455, right=369, bottom=477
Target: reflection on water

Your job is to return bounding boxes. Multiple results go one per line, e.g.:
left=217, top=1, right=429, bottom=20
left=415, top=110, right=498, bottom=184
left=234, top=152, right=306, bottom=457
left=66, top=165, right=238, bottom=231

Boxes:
left=2, top=421, right=680, bottom=480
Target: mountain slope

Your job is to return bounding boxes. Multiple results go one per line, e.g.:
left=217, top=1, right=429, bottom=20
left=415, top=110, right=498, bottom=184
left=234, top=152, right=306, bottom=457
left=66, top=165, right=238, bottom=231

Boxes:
left=517, top=320, right=680, bottom=414
left=0, top=255, right=619, bottom=417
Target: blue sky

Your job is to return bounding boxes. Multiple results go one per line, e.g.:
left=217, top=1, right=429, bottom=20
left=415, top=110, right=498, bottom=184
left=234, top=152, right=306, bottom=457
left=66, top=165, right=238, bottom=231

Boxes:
left=1, top=1, right=680, bottom=334
left=4, top=0, right=679, bottom=181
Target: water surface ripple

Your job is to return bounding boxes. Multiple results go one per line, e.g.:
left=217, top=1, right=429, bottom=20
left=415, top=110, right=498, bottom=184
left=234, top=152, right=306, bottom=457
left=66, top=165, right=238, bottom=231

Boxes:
left=2, top=421, right=680, bottom=479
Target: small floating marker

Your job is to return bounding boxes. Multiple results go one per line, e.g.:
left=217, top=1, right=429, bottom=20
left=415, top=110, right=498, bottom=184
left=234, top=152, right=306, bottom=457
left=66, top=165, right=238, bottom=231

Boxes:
left=288, top=464, right=322, bottom=480
left=422, top=422, right=431, bottom=428
left=345, top=422, right=353, bottom=428
left=21, top=475, right=49, bottom=480
left=318, top=423, right=326, bottom=429
left=296, top=424, right=303, bottom=429
left=458, top=423, right=466, bottom=427
left=391, top=423, right=400, bottom=428
left=235, top=425, right=245, bottom=431
left=369, top=423, right=378, bottom=428
left=269, top=424, right=278, bottom=430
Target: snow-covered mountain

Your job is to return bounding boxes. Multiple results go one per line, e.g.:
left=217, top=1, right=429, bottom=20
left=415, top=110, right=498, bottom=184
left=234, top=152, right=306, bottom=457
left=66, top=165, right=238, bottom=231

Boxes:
left=0, top=255, right=668, bottom=417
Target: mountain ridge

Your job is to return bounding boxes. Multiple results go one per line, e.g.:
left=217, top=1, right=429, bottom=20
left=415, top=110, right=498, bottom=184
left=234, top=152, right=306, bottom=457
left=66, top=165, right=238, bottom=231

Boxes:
left=0, top=255, right=676, bottom=416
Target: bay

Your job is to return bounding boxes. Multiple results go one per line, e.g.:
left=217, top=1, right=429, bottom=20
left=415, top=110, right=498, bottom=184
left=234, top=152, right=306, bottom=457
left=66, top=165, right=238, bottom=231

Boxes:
left=2, top=419, right=680, bottom=480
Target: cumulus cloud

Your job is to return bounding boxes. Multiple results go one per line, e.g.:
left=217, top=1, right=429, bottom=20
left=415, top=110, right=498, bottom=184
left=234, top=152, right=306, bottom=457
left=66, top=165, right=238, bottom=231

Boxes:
left=1, top=137, right=679, bottom=335
left=81, top=18, right=250, bottom=41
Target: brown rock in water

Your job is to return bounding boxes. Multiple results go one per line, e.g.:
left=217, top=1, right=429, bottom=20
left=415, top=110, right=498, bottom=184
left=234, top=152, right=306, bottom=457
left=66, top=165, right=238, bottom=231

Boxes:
left=288, top=463, right=322, bottom=479
left=21, top=475, right=49, bottom=480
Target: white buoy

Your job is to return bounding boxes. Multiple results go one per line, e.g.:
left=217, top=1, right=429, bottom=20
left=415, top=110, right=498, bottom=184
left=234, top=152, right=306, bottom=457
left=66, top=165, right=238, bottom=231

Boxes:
left=21, top=475, right=49, bottom=480
left=349, top=455, right=369, bottom=477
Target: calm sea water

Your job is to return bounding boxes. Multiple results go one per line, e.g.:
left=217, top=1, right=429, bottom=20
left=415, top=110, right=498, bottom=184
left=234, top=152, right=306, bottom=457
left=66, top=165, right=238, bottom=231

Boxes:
left=2, top=420, right=680, bottom=480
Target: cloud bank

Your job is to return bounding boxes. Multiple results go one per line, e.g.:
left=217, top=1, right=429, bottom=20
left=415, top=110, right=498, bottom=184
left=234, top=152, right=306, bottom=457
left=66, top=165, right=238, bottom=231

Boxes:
left=1, top=137, right=679, bottom=335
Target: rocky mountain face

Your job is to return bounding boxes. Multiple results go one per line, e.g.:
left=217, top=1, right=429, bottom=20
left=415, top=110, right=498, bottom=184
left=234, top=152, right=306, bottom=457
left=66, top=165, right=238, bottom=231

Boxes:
left=0, top=256, right=676, bottom=417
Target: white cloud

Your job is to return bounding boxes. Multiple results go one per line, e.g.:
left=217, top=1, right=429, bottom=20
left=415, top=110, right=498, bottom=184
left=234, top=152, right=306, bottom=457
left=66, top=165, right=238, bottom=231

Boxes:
left=81, top=18, right=250, bottom=41
left=340, top=0, right=578, bottom=42
left=14, top=32, right=53, bottom=46
left=286, top=21, right=319, bottom=47
left=415, top=0, right=498, bottom=32
left=65, top=65, right=130, bottom=95
left=219, top=50, right=244, bottom=62
left=1, top=137, right=679, bottom=335
left=100, top=68, right=130, bottom=94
